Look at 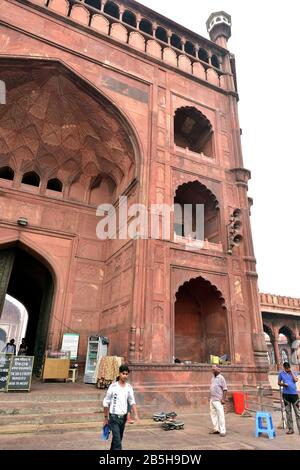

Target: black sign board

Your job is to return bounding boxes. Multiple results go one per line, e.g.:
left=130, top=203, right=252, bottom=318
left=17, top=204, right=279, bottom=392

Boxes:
left=0, top=353, right=12, bottom=391
left=8, top=356, right=34, bottom=391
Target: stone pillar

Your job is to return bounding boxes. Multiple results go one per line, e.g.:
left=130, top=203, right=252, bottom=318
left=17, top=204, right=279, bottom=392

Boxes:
left=273, top=337, right=281, bottom=371
left=167, top=29, right=172, bottom=45
left=181, top=37, right=186, bottom=52
left=119, top=5, right=124, bottom=21
left=136, top=13, right=141, bottom=29
left=152, top=22, right=157, bottom=38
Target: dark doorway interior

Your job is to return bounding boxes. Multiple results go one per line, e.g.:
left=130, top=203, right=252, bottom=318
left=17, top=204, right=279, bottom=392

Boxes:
left=175, top=276, right=228, bottom=363
left=0, top=246, right=54, bottom=374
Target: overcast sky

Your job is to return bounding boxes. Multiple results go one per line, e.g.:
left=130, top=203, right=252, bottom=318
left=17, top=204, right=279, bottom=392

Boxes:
left=138, top=0, right=300, bottom=297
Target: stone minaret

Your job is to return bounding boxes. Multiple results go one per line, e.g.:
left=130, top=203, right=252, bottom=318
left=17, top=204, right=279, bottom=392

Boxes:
left=206, top=11, right=232, bottom=49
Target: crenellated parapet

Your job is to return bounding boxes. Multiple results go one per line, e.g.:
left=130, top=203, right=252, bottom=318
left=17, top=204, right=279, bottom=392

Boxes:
left=25, top=0, right=234, bottom=91
left=260, top=293, right=300, bottom=312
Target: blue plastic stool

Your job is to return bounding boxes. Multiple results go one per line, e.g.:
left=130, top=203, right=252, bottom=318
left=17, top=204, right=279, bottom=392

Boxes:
left=255, top=411, right=276, bottom=439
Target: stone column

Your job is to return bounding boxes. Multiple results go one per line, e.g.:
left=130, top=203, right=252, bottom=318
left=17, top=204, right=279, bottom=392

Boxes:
left=273, top=337, right=281, bottom=371
left=167, top=29, right=172, bottom=45
left=181, top=37, right=186, bottom=52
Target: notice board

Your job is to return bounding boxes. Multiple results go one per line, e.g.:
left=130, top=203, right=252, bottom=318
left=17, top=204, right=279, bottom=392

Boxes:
left=7, top=356, right=34, bottom=391
left=0, top=353, right=12, bottom=392
left=61, top=333, right=79, bottom=360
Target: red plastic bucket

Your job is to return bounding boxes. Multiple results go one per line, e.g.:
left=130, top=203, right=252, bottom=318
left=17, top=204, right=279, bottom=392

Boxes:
left=232, top=391, right=246, bottom=414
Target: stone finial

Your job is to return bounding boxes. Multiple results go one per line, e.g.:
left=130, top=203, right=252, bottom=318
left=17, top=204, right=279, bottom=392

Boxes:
left=206, top=11, right=231, bottom=48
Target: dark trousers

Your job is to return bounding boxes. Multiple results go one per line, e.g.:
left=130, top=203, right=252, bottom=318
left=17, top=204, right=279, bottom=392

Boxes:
left=283, top=394, right=300, bottom=433
left=109, top=414, right=127, bottom=450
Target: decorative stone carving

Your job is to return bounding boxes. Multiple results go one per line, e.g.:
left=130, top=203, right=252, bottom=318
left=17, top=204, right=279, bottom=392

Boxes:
left=192, top=62, right=206, bottom=80
left=163, top=47, right=177, bottom=67
left=178, top=55, right=192, bottom=73
left=146, top=40, right=162, bottom=59
left=206, top=68, right=219, bottom=86
left=128, top=32, right=145, bottom=51
left=70, top=4, right=90, bottom=25
left=48, top=0, right=69, bottom=16
left=110, top=23, right=128, bottom=43
left=90, top=14, right=109, bottom=34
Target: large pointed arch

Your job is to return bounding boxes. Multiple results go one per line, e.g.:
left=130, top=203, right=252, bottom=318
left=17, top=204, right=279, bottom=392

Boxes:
left=0, top=57, right=143, bottom=198
left=174, top=274, right=229, bottom=363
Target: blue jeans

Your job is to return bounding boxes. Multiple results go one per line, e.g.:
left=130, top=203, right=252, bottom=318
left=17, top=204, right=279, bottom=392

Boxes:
left=109, top=414, right=127, bottom=450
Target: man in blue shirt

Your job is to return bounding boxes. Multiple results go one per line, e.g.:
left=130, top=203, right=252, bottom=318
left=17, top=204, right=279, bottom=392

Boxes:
left=278, top=361, right=300, bottom=434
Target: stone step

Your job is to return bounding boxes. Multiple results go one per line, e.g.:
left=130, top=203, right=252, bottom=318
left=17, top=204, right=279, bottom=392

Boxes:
left=0, top=411, right=102, bottom=426
left=0, top=400, right=102, bottom=415
left=0, top=392, right=103, bottom=402
left=0, top=418, right=156, bottom=435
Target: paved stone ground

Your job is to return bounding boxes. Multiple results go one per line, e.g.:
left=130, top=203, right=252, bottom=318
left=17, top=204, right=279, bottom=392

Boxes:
left=0, top=410, right=299, bottom=450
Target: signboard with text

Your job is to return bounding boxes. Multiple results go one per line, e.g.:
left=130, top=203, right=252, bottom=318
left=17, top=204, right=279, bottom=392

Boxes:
left=0, top=353, right=12, bottom=392
left=7, top=356, right=34, bottom=391
left=61, top=333, right=79, bottom=360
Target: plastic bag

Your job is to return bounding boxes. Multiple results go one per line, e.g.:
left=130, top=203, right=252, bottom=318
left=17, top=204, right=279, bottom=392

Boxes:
left=101, top=423, right=111, bottom=440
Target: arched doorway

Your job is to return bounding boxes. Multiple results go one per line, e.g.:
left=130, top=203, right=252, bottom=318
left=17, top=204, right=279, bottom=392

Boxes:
left=0, top=295, right=28, bottom=353
left=174, top=276, right=229, bottom=363
left=278, top=326, right=295, bottom=366
left=0, top=246, right=54, bottom=374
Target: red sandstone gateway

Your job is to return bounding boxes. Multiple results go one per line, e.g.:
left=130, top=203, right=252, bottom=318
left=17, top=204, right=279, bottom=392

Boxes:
left=0, top=0, right=270, bottom=406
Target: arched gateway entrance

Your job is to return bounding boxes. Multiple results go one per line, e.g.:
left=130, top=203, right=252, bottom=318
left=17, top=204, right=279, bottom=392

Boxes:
left=0, top=58, right=140, bottom=366
left=174, top=276, right=229, bottom=363
left=0, top=246, right=54, bottom=373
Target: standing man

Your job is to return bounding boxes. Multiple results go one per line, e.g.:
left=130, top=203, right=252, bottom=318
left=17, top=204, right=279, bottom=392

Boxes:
left=278, top=361, right=300, bottom=434
left=103, top=364, right=139, bottom=450
left=209, top=365, right=228, bottom=437
left=2, top=339, right=16, bottom=354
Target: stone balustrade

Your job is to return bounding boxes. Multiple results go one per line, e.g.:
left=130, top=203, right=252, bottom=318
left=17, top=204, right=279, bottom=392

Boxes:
left=28, top=0, right=230, bottom=90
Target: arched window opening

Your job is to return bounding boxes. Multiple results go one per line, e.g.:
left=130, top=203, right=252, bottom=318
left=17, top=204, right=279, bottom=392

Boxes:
left=0, top=166, right=14, bottom=180
left=279, top=326, right=295, bottom=346
left=175, top=277, right=228, bottom=363
left=139, top=18, right=152, bottom=35
left=174, top=181, right=220, bottom=243
left=46, top=178, right=63, bottom=192
left=89, top=174, right=116, bottom=205
left=211, top=54, right=220, bottom=69
left=174, top=106, right=213, bottom=157
left=122, top=10, right=136, bottom=28
left=21, top=171, right=40, bottom=187
left=103, top=1, right=119, bottom=19
left=281, top=348, right=289, bottom=364
left=198, top=48, right=209, bottom=63
left=155, top=26, right=168, bottom=43
left=84, top=0, right=101, bottom=10
left=185, top=41, right=196, bottom=57
left=278, top=327, right=294, bottom=365
left=171, top=34, right=181, bottom=49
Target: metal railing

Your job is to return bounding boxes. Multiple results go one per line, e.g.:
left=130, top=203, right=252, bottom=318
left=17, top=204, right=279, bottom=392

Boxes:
left=241, top=384, right=282, bottom=416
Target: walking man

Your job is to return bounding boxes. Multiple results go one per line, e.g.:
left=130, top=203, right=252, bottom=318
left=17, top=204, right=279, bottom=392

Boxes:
left=103, top=364, right=139, bottom=450
left=209, top=365, right=228, bottom=437
left=278, top=361, right=300, bottom=434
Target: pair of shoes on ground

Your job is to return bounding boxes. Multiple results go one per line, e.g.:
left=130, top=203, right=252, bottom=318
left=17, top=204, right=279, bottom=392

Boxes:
left=153, top=411, right=177, bottom=422
left=286, top=429, right=294, bottom=434
left=209, top=430, right=226, bottom=437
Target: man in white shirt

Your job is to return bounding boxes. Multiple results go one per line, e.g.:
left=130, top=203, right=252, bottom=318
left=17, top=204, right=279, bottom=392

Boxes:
left=103, top=364, right=139, bottom=450
left=209, top=365, right=228, bottom=437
